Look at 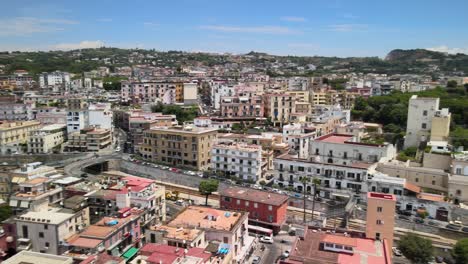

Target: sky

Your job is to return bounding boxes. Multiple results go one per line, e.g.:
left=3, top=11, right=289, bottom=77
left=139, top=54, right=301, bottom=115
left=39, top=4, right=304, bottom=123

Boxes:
left=1, top=0, right=468, bottom=57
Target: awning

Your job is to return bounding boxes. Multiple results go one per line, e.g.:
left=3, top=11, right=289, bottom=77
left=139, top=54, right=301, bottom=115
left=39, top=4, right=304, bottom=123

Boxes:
left=11, top=177, right=26, bottom=183
left=404, top=182, right=421, bottom=194
left=122, top=247, right=138, bottom=260
left=9, top=200, right=18, bottom=207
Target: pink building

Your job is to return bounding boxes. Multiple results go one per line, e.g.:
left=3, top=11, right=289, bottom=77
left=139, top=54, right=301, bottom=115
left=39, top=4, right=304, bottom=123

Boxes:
left=121, top=81, right=176, bottom=104
left=220, top=95, right=264, bottom=118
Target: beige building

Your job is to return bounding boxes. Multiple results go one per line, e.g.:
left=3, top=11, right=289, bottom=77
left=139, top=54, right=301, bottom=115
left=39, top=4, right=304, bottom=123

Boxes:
left=3, top=251, right=73, bottom=264
left=365, top=192, right=396, bottom=251
left=263, top=93, right=296, bottom=126
left=65, top=127, right=111, bottom=152
left=139, top=125, right=218, bottom=170
left=449, top=153, right=468, bottom=203
left=27, top=124, right=67, bottom=154
left=376, top=160, right=448, bottom=192
left=430, top=110, right=451, bottom=142
left=0, top=121, right=41, bottom=154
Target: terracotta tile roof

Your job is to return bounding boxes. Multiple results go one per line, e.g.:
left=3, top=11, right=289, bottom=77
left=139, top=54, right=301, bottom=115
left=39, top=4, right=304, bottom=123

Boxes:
left=404, top=182, right=421, bottom=193
left=67, top=236, right=102, bottom=248
left=168, top=206, right=244, bottom=232
left=417, top=193, right=445, bottom=202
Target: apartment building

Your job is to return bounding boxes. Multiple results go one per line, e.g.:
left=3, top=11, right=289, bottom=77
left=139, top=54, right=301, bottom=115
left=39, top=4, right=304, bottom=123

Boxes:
left=145, top=225, right=206, bottom=248
left=448, top=153, right=468, bottom=203
left=66, top=98, right=89, bottom=134
left=167, top=206, right=251, bottom=263
left=210, top=81, right=235, bottom=109
left=220, top=186, right=288, bottom=234
left=310, top=133, right=396, bottom=165
left=220, top=95, right=264, bottom=118
left=88, top=103, right=113, bottom=130
left=365, top=192, right=396, bottom=250
left=34, top=108, right=67, bottom=125
left=218, top=132, right=289, bottom=157
left=9, top=177, right=64, bottom=215
left=283, top=123, right=316, bottom=159
left=274, top=153, right=372, bottom=197
left=121, top=81, right=177, bottom=104
left=404, top=95, right=451, bottom=148
left=139, top=126, right=218, bottom=170
left=211, top=142, right=263, bottom=181
left=263, top=93, right=296, bottom=126
left=64, top=209, right=143, bottom=261
left=64, top=127, right=111, bottom=152
left=0, top=102, right=34, bottom=120
left=15, top=207, right=89, bottom=254
left=0, top=121, right=41, bottom=154
left=27, top=124, right=67, bottom=154
left=38, top=71, right=71, bottom=89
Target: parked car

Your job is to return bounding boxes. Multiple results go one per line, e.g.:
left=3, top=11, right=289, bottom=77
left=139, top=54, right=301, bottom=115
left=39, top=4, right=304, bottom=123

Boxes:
left=461, top=227, right=468, bottom=233
left=175, top=200, right=185, bottom=206
left=282, top=250, right=290, bottom=258
left=197, top=172, right=204, bottom=177
left=260, top=236, right=273, bottom=244
left=161, top=166, right=169, bottom=170
left=170, top=168, right=181, bottom=173
left=392, top=247, right=402, bottom=257
left=445, top=224, right=462, bottom=231
left=427, top=221, right=439, bottom=227
left=398, top=210, right=413, bottom=216
left=151, top=164, right=159, bottom=168
left=398, top=215, right=411, bottom=221
left=252, top=256, right=261, bottom=264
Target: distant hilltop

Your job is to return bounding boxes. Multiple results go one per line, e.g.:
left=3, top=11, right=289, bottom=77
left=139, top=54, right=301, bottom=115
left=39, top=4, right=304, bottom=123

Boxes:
left=385, top=48, right=467, bottom=62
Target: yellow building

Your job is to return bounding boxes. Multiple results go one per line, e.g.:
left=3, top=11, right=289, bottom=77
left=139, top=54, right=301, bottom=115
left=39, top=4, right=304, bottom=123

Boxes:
left=139, top=125, right=218, bottom=170
left=0, top=121, right=41, bottom=154
left=430, top=110, right=451, bottom=142
left=263, top=93, right=296, bottom=126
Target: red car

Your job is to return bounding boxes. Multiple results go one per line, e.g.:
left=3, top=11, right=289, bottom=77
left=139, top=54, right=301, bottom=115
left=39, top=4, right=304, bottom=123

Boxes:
left=170, top=168, right=181, bottom=173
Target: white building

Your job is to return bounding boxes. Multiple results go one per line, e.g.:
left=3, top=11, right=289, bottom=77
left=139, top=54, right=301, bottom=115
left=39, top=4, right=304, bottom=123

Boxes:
left=210, top=82, right=235, bottom=109
left=273, top=153, right=371, bottom=198
left=3, top=251, right=73, bottom=264
left=88, top=103, right=113, bottom=130
left=282, top=123, right=316, bottom=159
left=15, top=207, right=89, bottom=254
left=0, top=103, right=34, bottom=120
left=310, top=133, right=396, bottom=165
left=404, top=95, right=450, bottom=149
left=212, top=142, right=263, bottom=181
left=39, top=71, right=71, bottom=90
left=193, top=117, right=212, bottom=127
left=27, top=124, right=67, bottom=153
left=183, top=82, right=198, bottom=104
left=66, top=110, right=87, bottom=134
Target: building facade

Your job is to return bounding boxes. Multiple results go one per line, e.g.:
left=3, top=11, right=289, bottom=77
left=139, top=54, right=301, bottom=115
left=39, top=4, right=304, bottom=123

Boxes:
left=211, top=142, right=262, bottom=181
left=0, top=121, right=41, bottom=154
left=27, top=124, right=67, bottom=154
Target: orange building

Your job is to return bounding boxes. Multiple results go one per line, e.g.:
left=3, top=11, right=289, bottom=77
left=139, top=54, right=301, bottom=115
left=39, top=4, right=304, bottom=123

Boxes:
left=365, top=192, right=396, bottom=250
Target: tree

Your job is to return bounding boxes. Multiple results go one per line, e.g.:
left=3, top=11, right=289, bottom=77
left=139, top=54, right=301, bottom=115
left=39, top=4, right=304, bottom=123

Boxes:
left=453, top=238, right=468, bottom=264
left=0, top=205, right=12, bottom=222
left=398, top=233, right=433, bottom=264
left=299, top=177, right=310, bottom=223
left=447, top=80, right=458, bottom=88
left=310, top=178, right=321, bottom=221
left=198, top=179, right=219, bottom=206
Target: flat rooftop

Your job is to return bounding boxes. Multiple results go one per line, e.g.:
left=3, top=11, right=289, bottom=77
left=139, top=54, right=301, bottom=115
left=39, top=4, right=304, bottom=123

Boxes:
left=16, top=208, right=74, bottom=225
left=168, top=206, right=244, bottom=232
left=285, top=227, right=390, bottom=264
left=367, top=192, right=397, bottom=201
left=3, top=250, right=72, bottom=264
left=221, top=186, right=288, bottom=206
left=149, top=125, right=218, bottom=134
left=151, top=225, right=203, bottom=241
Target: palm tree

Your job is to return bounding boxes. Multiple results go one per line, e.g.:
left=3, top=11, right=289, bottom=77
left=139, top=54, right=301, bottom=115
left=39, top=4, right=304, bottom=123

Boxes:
left=311, top=178, right=321, bottom=221
left=299, top=176, right=310, bottom=223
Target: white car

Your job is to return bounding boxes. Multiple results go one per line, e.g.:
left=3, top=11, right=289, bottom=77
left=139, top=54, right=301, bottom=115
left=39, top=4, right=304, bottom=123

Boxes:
left=282, top=250, right=290, bottom=258
left=392, top=247, right=402, bottom=257
left=260, top=236, right=273, bottom=244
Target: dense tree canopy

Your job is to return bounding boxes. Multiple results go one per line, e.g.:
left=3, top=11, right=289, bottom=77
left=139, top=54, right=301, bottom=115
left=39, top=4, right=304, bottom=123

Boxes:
left=199, top=179, right=219, bottom=206
left=453, top=238, right=468, bottom=264
left=398, top=234, right=433, bottom=264
left=151, top=102, right=198, bottom=123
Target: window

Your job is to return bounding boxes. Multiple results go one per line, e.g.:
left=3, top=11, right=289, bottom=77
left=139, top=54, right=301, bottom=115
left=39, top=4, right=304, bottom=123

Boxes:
left=423, top=110, right=428, bottom=116
left=432, top=180, right=435, bottom=185
left=224, top=197, right=231, bottom=202
left=44, top=224, right=48, bottom=230
left=415, top=178, right=419, bottom=183
left=376, top=220, right=383, bottom=225
left=45, top=242, right=49, bottom=247
left=377, top=207, right=383, bottom=212
left=254, top=203, right=258, bottom=208
left=245, top=201, right=249, bottom=206
left=422, top=123, right=427, bottom=129
left=39, top=232, right=44, bottom=238
left=344, top=246, right=353, bottom=251
left=268, top=205, right=273, bottom=211
left=223, top=237, right=229, bottom=243
left=456, top=168, right=462, bottom=175
left=236, top=199, right=240, bottom=205
left=267, top=215, right=273, bottom=222
left=22, top=226, right=28, bottom=238
left=456, top=190, right=462, bottom=195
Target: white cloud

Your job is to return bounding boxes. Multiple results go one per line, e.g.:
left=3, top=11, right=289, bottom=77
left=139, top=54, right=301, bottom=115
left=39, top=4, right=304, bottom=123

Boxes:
left=327, top=24, right=368, bottom=32
left=280, top=16, right=307, bottom=22
left=427, top=45, right=468, bottom=55
left=50, top=40, right=105, bottom=50
left=0, top=17, right=78, bottom=36
left=199, top=25, right=300, bottom=34
left=97, top=18, right=112, bottom=22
